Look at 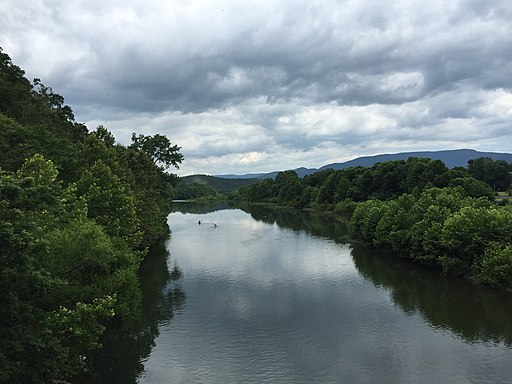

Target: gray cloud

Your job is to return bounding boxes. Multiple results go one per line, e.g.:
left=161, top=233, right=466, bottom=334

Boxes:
left=2, top=0, right=512, bottom=175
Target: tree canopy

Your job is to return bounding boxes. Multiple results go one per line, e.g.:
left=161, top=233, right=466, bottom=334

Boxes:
left=0, top=48, right=183, bottom=382
left=234, top=156, right=497, bottom=208
left=130, top=133, right=184, bottom=170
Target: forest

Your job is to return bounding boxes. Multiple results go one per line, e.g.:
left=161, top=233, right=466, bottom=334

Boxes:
left=0, top=48, right=183, bottom=383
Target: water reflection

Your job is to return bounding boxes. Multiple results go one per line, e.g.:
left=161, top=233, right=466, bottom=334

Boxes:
left=237, top=203, right=512, bottom=346
left=148, top=204, right=512, bottom=383
left=86, top=203, right=512, bottom=383
left=171, top=200, right=235, bottom=215
left=352, top=246, right=512, bottom=345
left=237, top=204, right=349, bottom=242
left=242, top=205, right=512, bottom=346
left=82, top=240, right=185, bottom=383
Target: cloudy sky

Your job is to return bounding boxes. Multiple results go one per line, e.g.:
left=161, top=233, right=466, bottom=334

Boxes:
left=2, top=0, right=512, bottom=175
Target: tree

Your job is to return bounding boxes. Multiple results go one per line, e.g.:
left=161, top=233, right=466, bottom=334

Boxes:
left=173, top=182, right=219, bottom=200
left=448, top=177, right=494, bottom=200
left=275, top=171, right=303, bottom=204
left=0, top=156, right=118, bottom=382
left=475, top=243, right=512, bottom=289
left=0, top=47, right=33, bottom=122
left=401, top=157, right=448, bottom=193
left=0, top=49, right=186, bottom=381
left=235, top=178, right=277, bottom=202
left=370, top=160, right=406, bottom=199
left=441, top=206, right=512, bottom=275
left=130, top=133, right=184, bottom=170
left=467, top=157, right=512, bottom=192
left=0, top=114, right=32, bottom=172
left=76, top=160, right=142, bottom=249
left=316, top=172, right=339, bottom=204
left=374, top=193, right=416, bottom=253
left=93, top=125, right=116, bottom=147
left=299, top=186, right=318, bottom=207
left=334, top=176, right=351, bottom=203
left=349, top=200, right=390, bottom=243
left=121, top=147, right=177, bottom=246
left=43, top=219, right=141, bottom=319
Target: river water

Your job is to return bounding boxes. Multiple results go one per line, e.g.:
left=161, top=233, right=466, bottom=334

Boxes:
left=88, top=203, right=512, bottom=383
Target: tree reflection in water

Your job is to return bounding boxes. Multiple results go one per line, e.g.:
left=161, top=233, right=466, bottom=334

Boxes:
left=241, top=203, right=512, bottom=347
left=77, top=240, right=185, bottom=384
left=238, top=203, right=349, bottom=242
left=351, top=246, right=512, bottom=346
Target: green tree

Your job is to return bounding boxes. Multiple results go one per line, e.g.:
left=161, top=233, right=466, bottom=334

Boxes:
left=316, top=172, right=339, bottom=204
left=0, top=156, right=118, bottom=383
left=408, top=187, right=488, bottom=262
left=402, top=157, right=448, bottom=192
left=237, top=178, right=276, bottom=202
left=475, top=243, right=512, bottom=289
left=275, top=171, right=303, bottom=204
left=334, top=176, right=351, bottom=203
left=43, top=219, right=141, bottom=319
left=121, top=148, right=177, bottom=246
left=448, top=177, right=495, bottom=200
left=374, top=193, right=416, bottom=253
left=76, top=160, right=142, bottom=249
left=349, top=200, right=389, bottom=243
left=0, top=114, right=32, bottom=172
left=468, top=157, right=512, bottom=192
left=369, top=160, right=406, bottom=199
left=0, top=47, right=33, bottom=122
left=299, top=185, right=318, bottom=207
left=441, top=206, right=512, bottom=275
left=174, top=182, right=220, bottom=200
left=303, top=168, right=334, bottom=189
left=130, top=133, right=184, bottom=170
left=0, top=49, right=186, bottom=381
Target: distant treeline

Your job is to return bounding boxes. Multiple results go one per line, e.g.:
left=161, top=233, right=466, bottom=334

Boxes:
left=173, top=174, right=259, bottom=200
left=0, top=48, right=183, bottom=382
left=233, top=156, right=512, bottom=208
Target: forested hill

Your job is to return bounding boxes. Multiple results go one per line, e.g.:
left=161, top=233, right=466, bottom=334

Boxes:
left=181, top=174, right=259, bottom=193
left=0, top=48, right=183, bottom=382
left=217, top=149, right=512, bottom=179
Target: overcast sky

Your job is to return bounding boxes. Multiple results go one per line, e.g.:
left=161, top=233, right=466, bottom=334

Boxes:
left=2, top=0, right=512, bottom=175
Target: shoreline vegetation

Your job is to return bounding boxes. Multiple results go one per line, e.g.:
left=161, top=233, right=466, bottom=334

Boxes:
left=0, top=48, right=183, bottom=382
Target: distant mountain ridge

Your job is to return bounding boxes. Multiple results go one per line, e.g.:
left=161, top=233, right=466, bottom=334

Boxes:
left=215, top=149, right=512, bottom=179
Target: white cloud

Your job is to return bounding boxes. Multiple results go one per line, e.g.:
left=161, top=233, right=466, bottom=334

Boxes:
left=2, top=0, right=512, bottom=175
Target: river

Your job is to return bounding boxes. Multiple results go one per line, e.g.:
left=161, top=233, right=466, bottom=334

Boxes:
left=87, top=203, right=512, bottom=383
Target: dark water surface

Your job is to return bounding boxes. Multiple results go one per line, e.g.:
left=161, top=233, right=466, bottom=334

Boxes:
left=91, top=203, right=512, bottom=383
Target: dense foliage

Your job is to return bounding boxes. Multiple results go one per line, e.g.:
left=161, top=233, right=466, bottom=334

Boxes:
left=173, top=181, right=221, bottom=200
left=467, top=157, right=512, bottom=192
left=349, top=187, right=512, bottom=289
left=234, top=157, right=496, bottom=208
left=181, top=174, right=259, bottom=194
left=0, top=48, right=182, bottom=382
